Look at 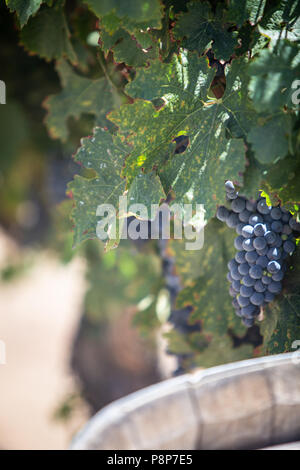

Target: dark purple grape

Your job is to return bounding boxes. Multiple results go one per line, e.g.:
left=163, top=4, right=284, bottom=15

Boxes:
left=250, top=292, right=264, bottom=306
left=238, top=262, right=250, bottom=276
left=249, top=213, right=263, bottom=226
left=283, top=239, right=295, bottom=254
left=246, top=200, right=256, bottom=212
left=225, top=180, right=235, bottom=193
left=241, top=304, right=259, bottom=319
left=264, top=231, right=277, bottom=245
left=226, top=212, right=240, bottom=228
left=270, top=207, right=282, bottom=220
left=237, top=295, right=250, bottom=307
left=236, top=223, right=244, bottom=235
left=240, top=285, right=254, bottom=297
left=253, top=237, right=267, bottom=251
left=262, top=275, right=272, bottom=285
left=267, top=260, right=281, bottom=274
left=242, top=274, right=255, bottom=287
left=217, top=206, right=230, bottom=222
left=242, top=238, right=255, bottom=252
left=272, top=270, right=284, bottom=281
left=267, top=247, right=282, bottom=261
left=235, top=250, right=246, bottom=263
left=289, top=217, right=300, bottom=232
left=234, top=235, right=244, bottom=250
left=232, top=280, right=241, bottom=292
left=232, top=197, right=246, bottom=213
left=264, top=291, right=275, bottom=303
left=257, top=199, right=271, bottom=215
left=271, top=220, right=283, bottom=233
left=249, top=265, right=263, bottom=279
left=245, top=250, right=258, bottom=264
left=254, top=280, right=266, bottom=293
left=268, top=281, right=282, bottom=294
left=242, top=317, right=255, bottom=327
left=239, top=209, right=251, bottom=223
left=242, top=225, right=254, bottom=238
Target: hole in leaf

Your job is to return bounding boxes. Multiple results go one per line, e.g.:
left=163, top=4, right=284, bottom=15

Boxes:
left=173, top=135, right=189, bottom=154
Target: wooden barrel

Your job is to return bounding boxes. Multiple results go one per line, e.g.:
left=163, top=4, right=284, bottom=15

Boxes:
left=71, top=353, right=300, bottom=450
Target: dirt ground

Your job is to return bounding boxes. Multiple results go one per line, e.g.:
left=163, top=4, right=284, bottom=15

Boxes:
left=0, top=230, right=89, bottom=450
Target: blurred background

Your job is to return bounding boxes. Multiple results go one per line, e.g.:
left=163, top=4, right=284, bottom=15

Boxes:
left=0, top=3, right=172, bottom=449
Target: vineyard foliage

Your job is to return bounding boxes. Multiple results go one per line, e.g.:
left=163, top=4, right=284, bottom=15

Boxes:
left=4, top=0, right=300, bottom=368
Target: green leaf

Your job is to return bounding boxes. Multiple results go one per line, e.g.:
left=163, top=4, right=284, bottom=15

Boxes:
left=227, top=0, right=266, bottom=27
left=111, top=53, right=250, bottom=220
left=100, top=25, right=157, bottom=67
left=20, top=5, right=77, bottom=63
left=84, top=0, right=162, bottom=27
left=44, top=61, right=120, bottom=142
left=68, top=128, right=165, bottom=247
left=247, top=113, right=293, bottom=164
left=248, top=40, right=300, bottom=113
left=6, top=0, right=43, bottom=27
left=171, top=219, right=247, bottom=336
left=173, top=1, right=238, bottom=60
left=68, top=129, right=128, bottom=246
left=261, top=249, right=300, bottom=354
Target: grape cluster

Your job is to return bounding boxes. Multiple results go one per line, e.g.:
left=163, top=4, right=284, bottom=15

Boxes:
left=217, top=181, right=300, bottom=327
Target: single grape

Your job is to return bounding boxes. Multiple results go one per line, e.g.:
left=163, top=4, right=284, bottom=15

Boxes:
left=283, top=239, right=295, bottom=255
left=249, top=265, right=263, bottom=279
left=237, top=295, right=250, bottom=307
left=231, top=268, right=243, bottom=281
left=227, top=272, right=233, bottom=282
left=253, top=223, right=267, bottom=237
left=281, top=208, right=291, bottom=223
left=268, top=281, right=282, bottom=294
left=264, top=291, right=275, bottom=303
left=235, top=308, right=243, bottom=318
left=262, top=275, right=272, bottom=285
left=240, top=285, right=254, bottom=297
left=226, top=212, right=240, bottom=228
left=267, top=247, right=282, bottom=261
left=216, top=206, right=230, bottom=222
left=228, top=259, right=238, bottom=271
left=253, top=237, right=267, bottom=251
left=232, top=197, right=246, bottom=213
left=254, top=280, right=266, bottom=293
left=264, top=231, right=277, bottom=245
left=272, top=270, right=284, bottom=282
left=225, top=180, right=235, bottom=193
left=256, top=255, right=269, bottom=268
left=235, top=250, right=246, bottom=264
left=234, top=235, right=244, bottom=251
left=257, top=199, right=271, bottom=215
left=238, top=262, right=250, bottom=276
left=289, top=217, right=300, bottom=232
left=250, top=292, right=265, bottom=306
left=271, top=220, right=283, bottom=233
left=239, top=209, right=251, bottom=223
left=241, top=304, right=259, bottom=319
left=242, top=274, right=256, bottom=287
left=232, top=298, right=239, bottom=309
left=267, top=260, right=281, bottom=274
left=232, top=280, right=241, bottom=292
left=272, top=234, right=283, bottom=248
left=270, top=207, right=282, bottom=220
left=242, top=238, right=255, bottom=252
left=245, top=251, right=258, bottom=264
left=242, top=225, right=254, bottom=238
left=249, top=214, right=263, bottom=226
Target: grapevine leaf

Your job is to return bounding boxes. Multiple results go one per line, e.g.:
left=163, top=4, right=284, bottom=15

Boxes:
left=260, top=249, right=300, bottom=354
left=110, top=53, right=252, bottom=220
left=171, top=219, right=247, bottom=336
left=247, top=113, right=293, bottom=164
left=100, top=26, right=157, bottom=67
left=6, top=0, right=43, bottom=27
left=248, top=40, right=300, bottom=113
left=173, top=1, right=238, bottom=60
left=20, top=5, right=77, bottom=63
left=44, top=61, right=120, bottom=142
left=193, top=335, right=254, bottom=368
left=68, top=128, right=165, bottom=247
left=84, top=0, right=162, bottom=27
left=227, top=0, right=266, bottom=27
